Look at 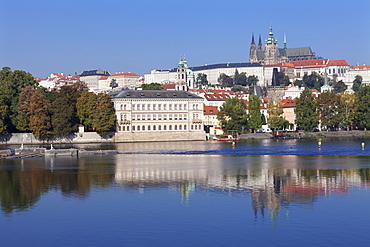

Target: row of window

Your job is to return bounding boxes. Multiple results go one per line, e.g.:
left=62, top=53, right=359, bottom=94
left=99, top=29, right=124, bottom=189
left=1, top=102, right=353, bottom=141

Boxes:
left=120, top=113, right=200, bottom=121
left=118, top=124, right=202, bottom=131
left=119, top=103, right=200, bottom=111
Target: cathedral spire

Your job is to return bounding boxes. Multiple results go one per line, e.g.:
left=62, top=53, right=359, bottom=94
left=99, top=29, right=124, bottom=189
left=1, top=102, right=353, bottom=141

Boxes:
left=251, top=33, right=255, bottom=44
left=258, top=34, right=262, bottom=51
left=284, top=34, right=287, bottom=49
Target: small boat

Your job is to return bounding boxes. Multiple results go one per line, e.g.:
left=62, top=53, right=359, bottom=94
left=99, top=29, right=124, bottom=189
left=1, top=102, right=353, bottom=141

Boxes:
left=272, top=130, right=304, bottom=139
left=216, top=130, right=240, bottom=141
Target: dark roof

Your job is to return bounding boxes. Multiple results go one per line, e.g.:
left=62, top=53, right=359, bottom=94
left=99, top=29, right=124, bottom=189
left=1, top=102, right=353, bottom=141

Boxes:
left=80, top=69, right=111, bottom=77
left=190, top=62, right=262, bottom=71
left=113, top=90, right=203, bottom=99
left=286, top=47, right=314, bottom=57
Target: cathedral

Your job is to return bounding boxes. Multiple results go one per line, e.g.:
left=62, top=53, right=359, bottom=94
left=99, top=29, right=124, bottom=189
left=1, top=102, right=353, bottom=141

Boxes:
left=249, top=26, right=316, bottom=65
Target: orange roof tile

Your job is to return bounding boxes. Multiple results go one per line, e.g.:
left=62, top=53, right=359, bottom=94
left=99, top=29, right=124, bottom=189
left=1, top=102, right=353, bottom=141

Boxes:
left=204, top=105, right=218, bottom=115
left=352, top=65, right=370, bottom=70
left=111, top=72, right=139, bottom=77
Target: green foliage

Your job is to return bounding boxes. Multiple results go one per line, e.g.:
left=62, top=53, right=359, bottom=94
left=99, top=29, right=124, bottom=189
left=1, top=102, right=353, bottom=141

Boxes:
left=340, top=93, right=355, bottom=130
left=0, top=104, right=8, bottom=135
left=51, top=82, right=88, bottom=137
left=295, top=88, right=318, bottom=131
left=0, top=67, right=38, bottom=133
left=231, top=85, right=245, bottom=93
left=248, top=95, right=263, bottom=132
left=196, top=73, right=208, bottom=86
left=141, top=83, right=164, bottom=90
left=333, top=80, right=347, bottom=94
left=353, top=75, right=362, bottom=93
left=234, top=69, right=247, bottom=86
left=247, top=75, right=259, bottom=86
left=29, top=91, right=52, bottom=140
left=267, top=100, right=289, bottom=130
left=217, top=73, right=233, bottom=87
left=302, top=72, right=324, bottom=91
left=17, top=86, right=37, bottom=132
left=354, top=85, right=370, bottom=129
left=217, top=98, right=248, bottom=132
left=77, top=92, right=116, bottom=135
left=278, top=72, right=291, bottom=86
left=317, top=91, right=343, bottom=130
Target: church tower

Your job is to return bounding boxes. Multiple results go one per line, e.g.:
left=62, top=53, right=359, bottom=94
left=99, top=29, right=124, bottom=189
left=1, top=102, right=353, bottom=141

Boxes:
left=264, top=26, right=279, bottom=65
left=258, top=34, right=263, bottom=51
left=249, top=33, right=258, bottom=63
left=176, top=55, right=194, bottom=91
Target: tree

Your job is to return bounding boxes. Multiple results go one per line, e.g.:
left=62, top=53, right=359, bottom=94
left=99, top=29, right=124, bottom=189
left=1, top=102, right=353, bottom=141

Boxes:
left=340, top=92, right=355, bottom=130
left=248, top=95, right=263, bottom=132
left=295, top=88, right=318, bottom=131
left=353, top=75, right=362, bottom=93
left=29, top=91, right=52, bottom=140
left=196, top=73, right=208, bottom=86
left=333, top=80, right=347, bottom=94
left=247, top=75, right=259, bottom=86
left=0, top=67, right=38, bottom=132
left=141, top=83, right=164, bottom=90
left=217, top=73, right=233, bottom=87
left=231, top=85, right=245, bottom=93
left=278, top=72, right=291, bottom=86
left=317, top=91, right=343, bottom=130
left=51, top=81, right=88, bottom=137
left=302, top=72, right=324, bottom=91
left=234, top=69, right=247, bottom=86
left=267, top=100, right=289, bottom=130
left=217, top=98, right=248, bottom=132
left=354, top=85, right=370, bottom=129
left=17, top=86, right=37, bottom=132
left=77, top=92, right=116, bottom=135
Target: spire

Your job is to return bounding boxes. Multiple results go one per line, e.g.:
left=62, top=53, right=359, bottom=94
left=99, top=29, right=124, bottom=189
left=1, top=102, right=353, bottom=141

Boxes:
left=266, top=26, right=277, bottom=44
left=284, top=34, right=287, bottom=49
left=258, top=34, right=262, bottom=51
left=251, top=33, right=255, bottom=44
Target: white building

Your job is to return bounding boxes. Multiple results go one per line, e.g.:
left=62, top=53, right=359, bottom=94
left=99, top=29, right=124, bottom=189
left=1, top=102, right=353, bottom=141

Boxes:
left=99, top=72, right=142, bottom=91
left=111, top=90, right=206, bottom=142
left=344, top=65, right=370, bottom=86
left=79, top=69, right=111, bottom=90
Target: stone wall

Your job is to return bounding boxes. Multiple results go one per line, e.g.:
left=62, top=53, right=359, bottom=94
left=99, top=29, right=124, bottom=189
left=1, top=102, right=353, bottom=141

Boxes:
left=114, top=131, right=206, bottom=142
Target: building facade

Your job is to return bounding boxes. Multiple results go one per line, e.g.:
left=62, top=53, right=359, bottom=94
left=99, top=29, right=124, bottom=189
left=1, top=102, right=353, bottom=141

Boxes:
left=111, top=90, right=206, bottom=142
left=79, top=69, right=111, bottom=90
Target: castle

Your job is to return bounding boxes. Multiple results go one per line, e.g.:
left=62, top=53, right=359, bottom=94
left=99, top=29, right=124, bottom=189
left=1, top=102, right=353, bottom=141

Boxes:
left=249, top=26, right=316, bottom=65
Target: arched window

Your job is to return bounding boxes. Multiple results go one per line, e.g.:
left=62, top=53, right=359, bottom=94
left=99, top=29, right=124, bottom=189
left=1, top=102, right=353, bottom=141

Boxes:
left=148, top=125, right=151, bottom=131
left=127, top=126, right=130, bottom=131
left=124, top=104, right=127, bottom=110
left=137, top=126, right=140, bottom=131
left=159, top=125, right=161, bottom=130
left=133, top=126, right=136, bottom=131
left=169, top=125, right=172, bottom=130
left=124, top=114, right=127, bottom=120
left=179, top=125, right=182, bottom=130
left=120, top=105, right=123, bottom=110
left=184, top=125, right=187, bottom=130
left=122, top=126, right=126, bottom=131
left=153, top=125, right=156, bottom=130
left=175, top=125, right=177, bottom=130
left=142, top=125, right=145, bottom=131
left=191, top=125, right=194, bottom=130
left=164, top=125, right=167, bottom=130
left=120, top=114, right=123, bottom=120
left=118, top=126, right=121, bottom=131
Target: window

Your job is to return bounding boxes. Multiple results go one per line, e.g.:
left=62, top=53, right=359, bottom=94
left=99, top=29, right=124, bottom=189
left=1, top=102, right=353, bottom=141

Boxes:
left=137, top=115, right=140, bottom=120
left=191, top=125, right=194, bottom=130
left=175, top=125, right=177, bottom=130
left=164, top=125, right=167, bottom=130
left=164, top=114, right=167, bottom=120
left=158, top=104, right=161, bottom=110
left=169, top=104, right=172, bottom=110
left=164, top=104, right=167, bottom=110
left=179, top=125, right=182, bottom=130
left=153, top=104, right=156, bottom=110
left=159, top=125, right=161, bottom=130
left=158, top=114, right=162, bottom=120
left=132, top=104, right=136, bottom=110
left=184, top=125, right=187, bottom=130
left=133, top=126, right=136, bottom=131
left=153, top=125, right=156, bottom=130
left=120, top=114, right=123, bottom=121
left=179, top=104, right=182, bottom=110
left=147, top=114, right=151, bottom=120
left=174, top=104, right=177, bottom=110
left=127, top=126, right=130, bottom=131
left=174, top=114, right=178, bottom=120
left=179, top=114, right=182, bottom=120
left=195, top=125, right=197, bottom=130
left=142, top=125, right=145, bottom=131
left=124, top=114, right=127, bottom=120
left=297, top=72, right=300, bottom=78
left=153, top=114, right=156, bottom=120
left=184, top=104, right=187, bottom=110
left=169, top=125, right=172, bottom=130
left=184, top=115, right=187, bottom=120
left=120, top=105, right=123, bottom=110
left=147, top=104, right=150, bottom=110
left=148, top=125, right=151, bottom=130
left=169, top=114, right=172, bottom=120
left=137, top=126, right=140, bottom=131
left=124, top=104, right=127, bottom=110
left=122, top=126, right=126, bottom=131
left=118, top=126, right=121, bottom=131
left=142, top=114, right=145, bottom=120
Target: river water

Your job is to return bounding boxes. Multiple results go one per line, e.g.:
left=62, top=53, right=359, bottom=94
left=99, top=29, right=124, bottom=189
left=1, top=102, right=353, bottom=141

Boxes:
left=1, top=138, right=370, bottom=247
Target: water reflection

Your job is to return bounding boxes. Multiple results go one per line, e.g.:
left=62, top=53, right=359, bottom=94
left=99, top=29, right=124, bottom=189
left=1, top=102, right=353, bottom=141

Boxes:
left=1, top=154, right=368, bottom=221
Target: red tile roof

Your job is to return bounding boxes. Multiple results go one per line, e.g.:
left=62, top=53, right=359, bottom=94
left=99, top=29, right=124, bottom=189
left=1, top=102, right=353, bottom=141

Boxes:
left=352, top=65, right=370, bottom=70
left=204, top=105, right=218, bottom=115
left=99, top=76, right=110, bottom=80
left=204, top=94, right=231, bottom=101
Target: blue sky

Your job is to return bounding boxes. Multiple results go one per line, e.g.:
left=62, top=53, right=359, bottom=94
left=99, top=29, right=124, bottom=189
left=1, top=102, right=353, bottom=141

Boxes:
left=1, top=0, right=369, bottom=78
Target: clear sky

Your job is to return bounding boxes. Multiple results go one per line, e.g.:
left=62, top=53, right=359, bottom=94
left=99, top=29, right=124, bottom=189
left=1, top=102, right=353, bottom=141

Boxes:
left=1, top=0, right=369, bottom=78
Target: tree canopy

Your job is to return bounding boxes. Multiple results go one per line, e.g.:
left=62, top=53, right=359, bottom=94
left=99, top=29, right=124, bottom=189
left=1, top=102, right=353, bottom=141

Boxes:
left=141, top=83, right=164, bottom=90
left=317, top=91, right=343, bottom=130
left=267, top=100, right=289, bottom=130
left=354, top=85, right=370, bottom=129
left=295, top=88, right=318, bottom=131
left=217, top=98, right=248, bottom=132
left=248, top=95, right=263, bottom=132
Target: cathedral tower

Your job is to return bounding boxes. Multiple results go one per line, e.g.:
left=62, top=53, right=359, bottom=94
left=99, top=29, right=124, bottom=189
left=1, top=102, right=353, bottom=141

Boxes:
left=249, top=33, right=258, bottom=63
left=264, top=26, right=279, bottom=65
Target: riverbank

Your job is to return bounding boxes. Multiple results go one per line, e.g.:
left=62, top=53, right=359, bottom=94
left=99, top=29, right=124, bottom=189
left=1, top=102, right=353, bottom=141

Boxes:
left=241, top=130, right=370, bottom=140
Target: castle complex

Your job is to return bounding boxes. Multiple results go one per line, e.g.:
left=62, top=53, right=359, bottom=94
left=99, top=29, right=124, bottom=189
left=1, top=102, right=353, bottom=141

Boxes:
left=249, top=26, right=316, bottom=65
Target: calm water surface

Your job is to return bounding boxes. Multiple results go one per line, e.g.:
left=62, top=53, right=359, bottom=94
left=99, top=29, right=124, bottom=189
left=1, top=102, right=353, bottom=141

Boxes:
left=1, top=138, right=370, bottom=247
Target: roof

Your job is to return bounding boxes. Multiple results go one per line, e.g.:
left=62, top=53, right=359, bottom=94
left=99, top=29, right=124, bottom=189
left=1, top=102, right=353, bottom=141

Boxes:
left=99, top=76, right=110, bottom=80
left=111, top=72, right=139, bottom=77
left=204, top=105, right=218, bottom=115
left=204, top=94, right=231, bottom=101
left=352, top=65, right=370, bottom=70
left=285, top=47, right=314, bottom=57
left=112, top=90, right=203, bottom=99
left=290, top=59, right=329, bottom=68
left=80, top=69, right=111, bottom=77
left=189, top=62, right=262, bottom=72
left=328, top=59, right=349, bottom=66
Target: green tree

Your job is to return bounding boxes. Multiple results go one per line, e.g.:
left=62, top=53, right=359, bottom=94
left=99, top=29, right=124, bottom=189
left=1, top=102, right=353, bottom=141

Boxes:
left=141, top=83, right=164, bottom=90
left=333, top=80, right=347, bottom=94
left=340, top=92, right=355, bottom=130
left=353, top=75, right=362, bottom=93
left=278, top=72, right=291, bottom=86
left=77, top=92, right=116, bottom=135
left=295, top=88, right=318, bottom=131
left=354, top=85, right=370, bottom=129
left=248, top=95, right=263, bottom=132
left=267, top=100, right=289, bottom=130
left=29, top=91, right=52, bottom=140
left=302, top=72, right=324, bottom=91
left=247, top=75, right=259, bottom=86
left=0, top=67, right=38, bottom=132
left=234, top=69, right=247, bottom=86
left=196, top=73, right=208, bottom=86
left=51, top=81, right=88, bottom=137
left=217, top=73, right=233, bottom=87
left=317, top=91, right=343, bottom=130
left=231, top=85, right=245, bottom=93
left=0, top=104, right=8, bottom=135
left=217, top=98, right=248, bottom=132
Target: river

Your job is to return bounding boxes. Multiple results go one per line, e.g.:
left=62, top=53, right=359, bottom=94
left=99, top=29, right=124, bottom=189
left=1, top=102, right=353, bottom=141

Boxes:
left=0, top=138, right=369, bottom=246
